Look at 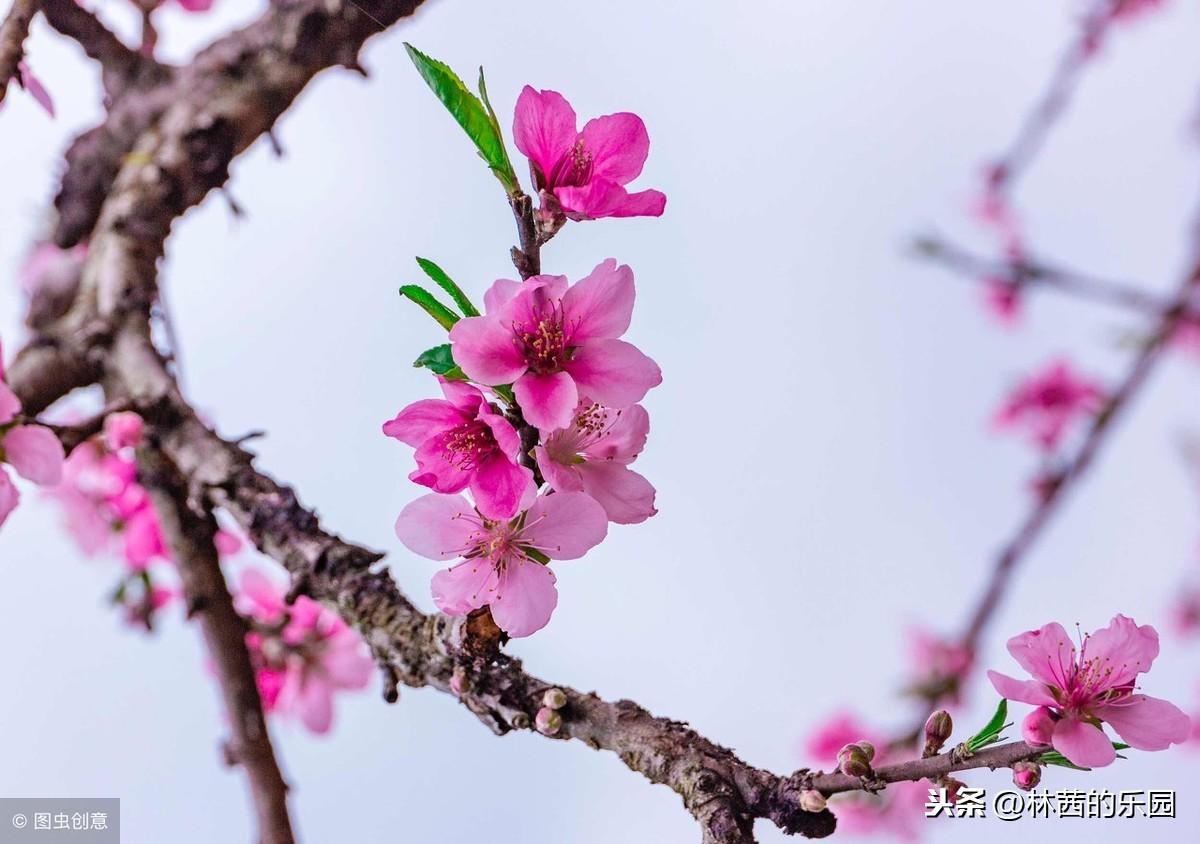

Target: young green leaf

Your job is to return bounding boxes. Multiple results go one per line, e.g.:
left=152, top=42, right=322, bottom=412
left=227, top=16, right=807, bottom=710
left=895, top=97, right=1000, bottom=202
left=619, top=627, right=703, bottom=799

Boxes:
left=965, top=698, right=1009, bottom=752
left=404, top=44, right=518, bottom=194
left=413, top=344, right=466, bottom=380
left=416, top=257, right=480, bottom=317
left=1036, top=750, right=1091, bottom=771
left=399, top=285, right=460, bottom=332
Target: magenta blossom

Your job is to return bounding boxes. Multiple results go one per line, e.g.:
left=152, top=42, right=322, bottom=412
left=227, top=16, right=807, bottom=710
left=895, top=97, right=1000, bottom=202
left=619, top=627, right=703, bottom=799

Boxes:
left=988, top=615, right=1191, bottom=768
left=449, top=259, right=661, bottom=431
left=236, top=568, right=373, bottom=735
left=0, top=340, right=65, bottom=526
left=395, top=490, right=607, bottom=637
left=513, top=86, right=665, bottom=221
left=535, top=400, right=656, bottom=524
left=992, top=359, right=1104, bottom=451
left=981, top=277, right=1021, bottom=326
left=383, top=380, right=533, bottom=520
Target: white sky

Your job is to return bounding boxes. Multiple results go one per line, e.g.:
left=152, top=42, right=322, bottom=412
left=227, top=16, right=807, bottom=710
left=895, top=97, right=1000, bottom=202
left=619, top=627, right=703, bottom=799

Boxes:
left=1, top=1, right=1198, bottom=842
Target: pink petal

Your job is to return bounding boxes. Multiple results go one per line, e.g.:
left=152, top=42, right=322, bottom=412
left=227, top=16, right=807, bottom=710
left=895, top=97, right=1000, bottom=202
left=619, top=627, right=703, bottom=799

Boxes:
left=0, top=382, right=21, bottom=425
left=103, top=411, right=145, bottom=450
left=577, top=462, right=657, bottom=524
left=1022, top=706, right=1056, bottom=746
left=394, top=493, right=482, bottom=560
left=382, top=398, right=466, bottom=446
left=0, top=469, right=18, bottom=527
left=214, top=529, right=243, bottom=557
left=1080, top=614, right=1159, bottom=689
left=470, top=453, right=533, bottom=521
left=3, top=425, right=65, bottom=486
left=483, top=278, right=524, bottom=314
left=512, top=86, right=578, bottom=184
left=1051, top=717, right=1116, bottom=768
left=562, top=259, right=635, bottom=344
left=1005, top=622, right=1076, bottom=688
left=16, top=62, right=54, bottom=117
left=237, top=567, right=287, bottom=620
left=523, top=491, right=608, bottom=560
left=477, top=404, right=523, bottom=458
left=294, top=672, right=335, bottom=735
left=578, top=112, right=650, bottom=185
left=1093, top=694, right=1191, bottom=751
left=123, top=508, right=166, bottom=569
left=409, top=433, right=472, bottom=494
left=581, top=403, right=649, bottom=462
left=513, top=370, right=579, bottom=431
left=430, top=558, right=499, bottom=615
left=176, top=0, right=215, bottom=10
left=534, top=445, right=584, bottom=493
left=986, top=669, right=1057, bottom=707
left=564, top=339, right=661, bottom=409
left=449, top=316, right=526, bottom=385
left=321, top=629, right=375, bottom=690
left=439, top=379, right=486, bottom=411
left=489, top=557, right=558, bottom=638
left=555, top=181, right=666, bottom=220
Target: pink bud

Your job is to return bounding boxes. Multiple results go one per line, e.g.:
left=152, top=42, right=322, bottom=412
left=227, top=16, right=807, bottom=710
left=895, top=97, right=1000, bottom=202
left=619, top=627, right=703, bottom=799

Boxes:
left=837, top=743, right=872, bottom=777
left=1021, top=706, right=1056, bottom=747
left=798, top=790, right=827, bottom=813
left=1012, top=760, right=1041, bottom=791
left=542, top=687, right=567, bottom=710
left=535, top=706, right=562, bottom=736
left=923, top=710, right=953, bottom=755
left=104, top=412, right=145, bottom=450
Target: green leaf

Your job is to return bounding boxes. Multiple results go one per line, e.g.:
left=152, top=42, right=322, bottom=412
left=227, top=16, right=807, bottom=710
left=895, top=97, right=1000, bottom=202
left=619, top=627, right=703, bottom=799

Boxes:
left=966, top=699, right=1009, bottom=752
left=404, top=44, right=518, bottom=194
left=413, top=344, right=465, bottom=380
left=1036, top=750, right=1091, bottom=771
left=400, top=285, right=460, bottom=331
left=416, top=257, right=480, bottom=317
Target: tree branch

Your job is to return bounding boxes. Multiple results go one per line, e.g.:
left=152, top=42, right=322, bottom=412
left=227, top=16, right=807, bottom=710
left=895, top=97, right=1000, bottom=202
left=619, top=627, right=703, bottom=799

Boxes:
left=40, top=0, right=153, bottom=99
left=138, top=443, right=295, bottom=844
left=0, top=0, right=39, bottom=107
left=810, top=742, right=1042, bottom=796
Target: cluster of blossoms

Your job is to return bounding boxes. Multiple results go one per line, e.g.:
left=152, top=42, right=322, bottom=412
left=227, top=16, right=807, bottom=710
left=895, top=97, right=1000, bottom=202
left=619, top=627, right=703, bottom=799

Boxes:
left=235, top=569, right=373, bottom=735
left=992, top=358, right=1105, bottom=453
left=386, top=82, right=664, bottom=639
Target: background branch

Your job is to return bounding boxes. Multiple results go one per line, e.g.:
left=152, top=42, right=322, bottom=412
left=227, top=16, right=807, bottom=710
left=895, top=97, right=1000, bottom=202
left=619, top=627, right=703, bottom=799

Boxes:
left=0, top=0, right=39, bottom=106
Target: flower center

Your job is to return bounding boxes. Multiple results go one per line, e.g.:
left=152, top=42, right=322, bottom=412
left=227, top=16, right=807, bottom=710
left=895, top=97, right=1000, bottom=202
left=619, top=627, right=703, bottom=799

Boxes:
left=444, top=421, right=497, bottom=470
left=515, top=308, right=570, bottom=373
left=547, top=138, right=593, bottom=187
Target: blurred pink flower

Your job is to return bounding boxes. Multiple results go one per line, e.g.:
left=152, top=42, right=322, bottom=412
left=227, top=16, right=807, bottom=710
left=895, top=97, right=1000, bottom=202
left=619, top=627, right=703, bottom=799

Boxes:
left=535, top=400, right=656, bottom=524
left=104, top=412, right=145, bottom=450
left=992, top=359, right=1104, bottom=451
left=802, top=712, right=886, bottom=767
left=383, top=380, right=533, bottom=520
left=981, top=277, right=1021, bottom=326
left=3, top=61, right=55, bottom=116
left=450, top=260, right=661, bottom=430
left=236, top=568, right=373, bottom=735
left=906, top=628, right=973, bottom=704
left=395, top=490, right=607, bottom=637
left=988, top=615, right=1191, bottom=767
left=0, top=339, right=65, bottom=527
left=513, top=86, right=665, bottom=221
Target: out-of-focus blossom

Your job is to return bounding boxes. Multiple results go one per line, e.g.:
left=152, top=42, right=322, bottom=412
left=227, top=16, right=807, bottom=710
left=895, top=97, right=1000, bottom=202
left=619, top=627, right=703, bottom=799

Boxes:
left=0, top=340, right=66, bottom=527
left=450, top=260, right=661, bottom=431
left=395, top=490, right=607, bottom=637
left=2, top=61, right=55, bottom=116
left=236, top=568, right=373, bottom=735
left=535, top=400, right=656, bottom=524
left=981, top=277, right=1022, bottom=326
left=988, top=615, right=1191, bottom=767
left=383, top=380, right=533, bottom=520
left=513, top=86, right=665, bottom=222
left=104, top=412, right=145, bottom=450
left=905, top=628, right=973, bottom=705
left=992, top=359, right=1105, bottom=451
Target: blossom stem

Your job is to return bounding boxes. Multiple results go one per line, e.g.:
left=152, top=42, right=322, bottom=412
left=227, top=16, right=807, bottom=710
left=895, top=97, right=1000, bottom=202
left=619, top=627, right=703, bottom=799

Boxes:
left=810, top=741, right=1042, bottom=796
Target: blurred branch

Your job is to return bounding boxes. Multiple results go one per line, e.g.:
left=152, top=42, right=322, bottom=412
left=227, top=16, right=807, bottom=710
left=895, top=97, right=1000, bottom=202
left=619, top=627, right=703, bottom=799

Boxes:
left=40, top=0, right=153, bottom=99
left=139, top=444, right=295, bottom=844
left=0, top=0, right=39, bottom=107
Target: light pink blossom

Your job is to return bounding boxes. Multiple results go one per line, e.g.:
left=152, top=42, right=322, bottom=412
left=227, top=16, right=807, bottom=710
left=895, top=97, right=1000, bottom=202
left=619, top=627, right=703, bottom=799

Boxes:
left=104, top=411, right=145, bottom=450
left=981, top=277, right=1021, bottom=326
left=535, top=400, right=656, bottom=524
left=905, top=627, right=973, bottom=704
left=988, top=615, right=1191, bottom=767
left=513, top=86, right=665, bottom=221
left=0, top=340, right=66, bottom=527
left=449, top=260, right=661, bottom=431
left=236, top=568, right=373, bottom=735
left=395, top=491, right=607, bottom=637
left=992, top=359, right=1105, bottom=451
left=383, top=381, right=533, bottom=520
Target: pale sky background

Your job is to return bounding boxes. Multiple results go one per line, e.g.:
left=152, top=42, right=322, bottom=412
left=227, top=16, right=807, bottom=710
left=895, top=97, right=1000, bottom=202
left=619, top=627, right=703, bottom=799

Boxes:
left=2, top=1, right=1199, bottom=842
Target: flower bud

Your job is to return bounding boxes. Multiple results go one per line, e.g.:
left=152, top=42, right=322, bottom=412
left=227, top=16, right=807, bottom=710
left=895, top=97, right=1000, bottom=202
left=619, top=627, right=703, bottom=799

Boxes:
left=942, top=776, right=966, bottom=804
left=798, top=790, right=827, bottom=813
left=1012, top=760, right=1041, bottom=791
left=923, top=710, right=953, bottom=756
left=542, top=688, right=568, bottom=710
left=1021, top=706, right=1056, bottom=747
left=535, top=706, right=563, bottom=736
left=837, top=743, right=873, bottom=777
left=853, top=740, right=876, bottom=762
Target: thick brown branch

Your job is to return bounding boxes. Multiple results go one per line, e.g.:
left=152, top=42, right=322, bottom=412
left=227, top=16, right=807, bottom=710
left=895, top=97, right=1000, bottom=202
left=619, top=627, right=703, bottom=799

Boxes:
left=40, top=0, right=151, bottom=99
left=810, top=742, right=1042, bottom=796
left=0, top=0, right=39, bottom=107
left=138, top=444, right=295, bottom=844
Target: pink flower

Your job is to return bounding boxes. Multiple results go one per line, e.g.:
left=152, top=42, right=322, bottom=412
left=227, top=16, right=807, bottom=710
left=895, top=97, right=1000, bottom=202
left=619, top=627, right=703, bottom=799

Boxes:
left=0, top=340, right=66, bottom=527
left=1172, top=320, right=1200, bottom=359
left=236, top=568, right=373, bottom=735
left=104, top=412, right=145, bottom=450
left=905, top=628, right=973, bottom=704
left=449, top=260, right=661, bottom=431
left=988, top=615, right=1192, bottom=767
left=19, top=242, right=86, bottom=296
left=802, top=712, right=886, bottom=766
left=395, top=491, right=607, bottom=637
left=535, top=400, right=656, bottom=524
left=982, top=277, right=1021, bottom=326
left=513, top=86, right=665, bottom=221
left=383, top=381, right=533, bottom=520
left=992, top=359, right=1105, bottom=451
